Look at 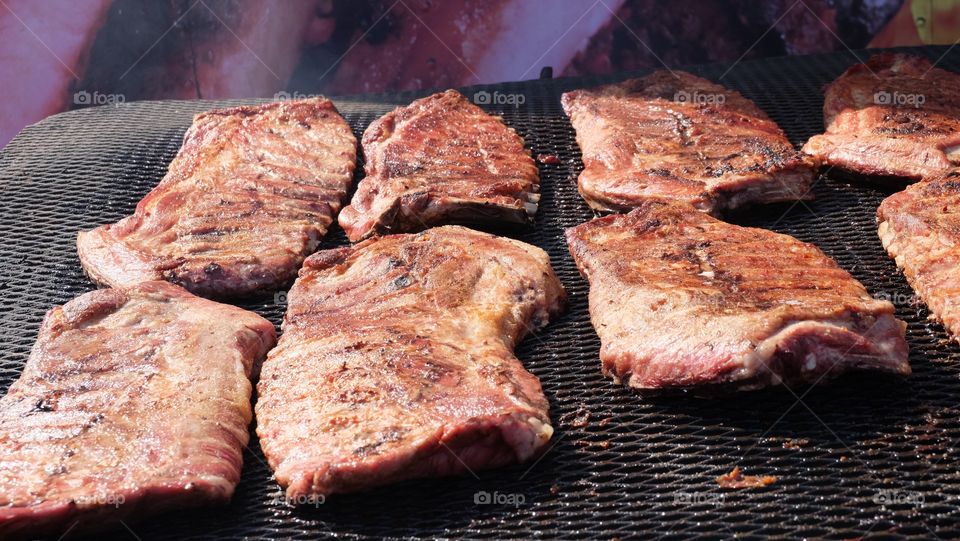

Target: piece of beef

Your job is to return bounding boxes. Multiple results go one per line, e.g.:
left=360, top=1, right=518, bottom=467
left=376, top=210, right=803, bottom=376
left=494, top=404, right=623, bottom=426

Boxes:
left=562, top=71, right=816, bottom=214
left=0, top=281, right=276, bottom=539
left=338, top=90, right=539, bottom=241
left=256, top=225, right=565, bottom=497
left=77, top=97, right=357, bottom=297
left=878, top=172, right=960, bottom=341
left=803, top=53, right=960, bottom=180
left=566, top=200, right=910, bottom=391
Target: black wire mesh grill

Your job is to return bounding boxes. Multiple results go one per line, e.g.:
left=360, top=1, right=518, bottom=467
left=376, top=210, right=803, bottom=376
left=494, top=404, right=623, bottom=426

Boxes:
left=2, top=47, right=960, bottom=540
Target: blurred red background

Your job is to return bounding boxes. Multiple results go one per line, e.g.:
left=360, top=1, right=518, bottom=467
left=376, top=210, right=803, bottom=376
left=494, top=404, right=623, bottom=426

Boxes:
left=1, top=0, right=956, bottom=149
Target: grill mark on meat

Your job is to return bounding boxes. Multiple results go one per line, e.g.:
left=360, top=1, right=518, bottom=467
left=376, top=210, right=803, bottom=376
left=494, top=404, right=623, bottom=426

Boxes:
left=0, top=282, right=276, bottom=540
left=562, top=70, right=816, bottom=214
left=878, top=174, right=960, bottom=342
left=566, top=200, right=910, bottom=391
left=338, top=90, right=539, bottom=241
left=256, top=226, right=565, bottom=498
left=77, top=98, right=357, bottom=298
left=803, top=53, right=960, bottom=180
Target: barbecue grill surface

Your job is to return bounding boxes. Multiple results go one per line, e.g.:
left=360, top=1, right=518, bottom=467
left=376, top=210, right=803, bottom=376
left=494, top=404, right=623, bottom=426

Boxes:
left=2, top=47, right=959, bottom=540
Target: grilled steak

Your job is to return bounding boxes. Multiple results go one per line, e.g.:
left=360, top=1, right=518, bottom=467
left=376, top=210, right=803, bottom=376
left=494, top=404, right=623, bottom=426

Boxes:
left=878, top=173, right=960, bottom=341
left=337, top=90, right=539, bottom=242
left=0, top=281, right=276, bottom=540
left=256, top=226, right=565, bottom=497
left=77, top=97, right=357, bottom=298
left=566, top=200, right=909, bottom=391
left=803, top=53, right=960, bottom=180
left=561, top=70, right=816, bottom=214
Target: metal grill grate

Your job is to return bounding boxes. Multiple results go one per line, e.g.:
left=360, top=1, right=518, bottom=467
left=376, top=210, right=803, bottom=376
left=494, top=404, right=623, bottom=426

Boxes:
left=2, top=47, right=960, bottom=540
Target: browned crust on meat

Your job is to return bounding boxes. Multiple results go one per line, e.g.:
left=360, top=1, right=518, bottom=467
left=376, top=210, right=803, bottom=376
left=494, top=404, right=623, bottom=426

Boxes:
left=338, top=90, right=539, bottom=241
left=561, top=70, right=816, bottom=214
left=803, top=53, right=960, bottom=180
left=77, top=97, right=357, bottom=298
left=566, top=200, right=909, bottom=391
left=256, top=226, right=565, bottom=497
left=0, top=282, right=276, bottom=540
left=878, top=172, right=960, bottom=340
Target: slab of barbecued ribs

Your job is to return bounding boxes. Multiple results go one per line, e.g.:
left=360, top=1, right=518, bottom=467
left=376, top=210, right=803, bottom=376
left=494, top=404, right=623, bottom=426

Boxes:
left=803, top=53, right=960, bottom=180
left=878, top=172, right=960, bottom=341
left=0, top=282, right=276, bottom=539
left=338, top=90, right=539, bottom=241
left=566, top=200, right=910, bottom=391
left=256, top=226, right=565, bottom=497
left=78, top=97, right=357, bottom=298
left=561, top=70, right=816, bottom=214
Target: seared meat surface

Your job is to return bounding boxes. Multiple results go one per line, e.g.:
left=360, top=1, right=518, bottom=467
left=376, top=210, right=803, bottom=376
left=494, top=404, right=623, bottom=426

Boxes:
left=878, top=173, right=960, bottom=341
left=256, top=226, right=565, bottom=497
left=561, top=70, right=815, bottom=214
left=566, top=200, right=909, bottom=391
left=0, top=282, right=276, bottom=540
left=803, top=53, right=960, bottom=180
left=77, top=97, right=357, bottom=298
left=338, top=90, right=539, bottom=241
